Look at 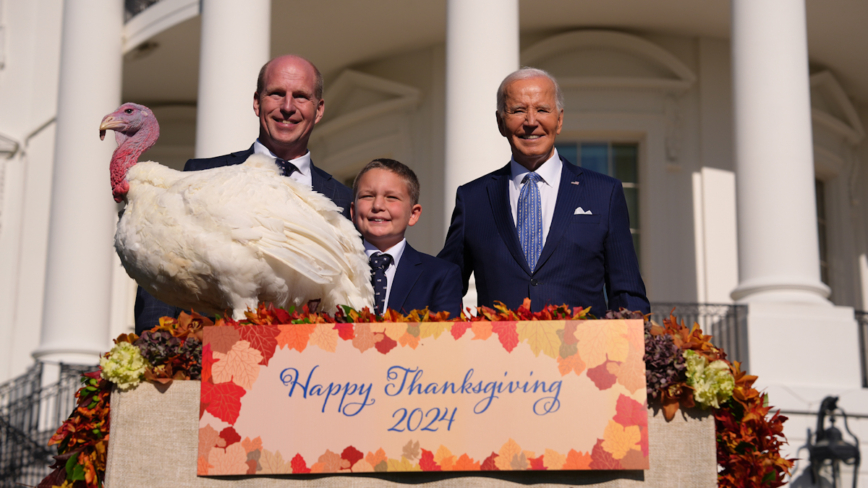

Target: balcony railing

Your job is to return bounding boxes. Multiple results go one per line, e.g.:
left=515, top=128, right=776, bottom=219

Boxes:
left=125, top=0, right=162, bottom=21
left=0, top=362, right=96, bottom=488
left=650, top=303, right=749, bottom=366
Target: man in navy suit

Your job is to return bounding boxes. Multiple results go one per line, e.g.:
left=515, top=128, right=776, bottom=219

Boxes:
left=438, top=68, right=649, bottom=315
left=135, top=55, right=352, bottom=332
left=352, top=159, right=462, bottom=317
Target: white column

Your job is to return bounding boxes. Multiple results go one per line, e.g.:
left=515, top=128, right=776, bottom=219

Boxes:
left=195, top=0, right=270, bottom=158
left=33, top=0, right=123, bottom=364
left=444, top=0, right=518, bottom=309
left=730, top=0, right=829, bottom=305
left=729, top=0, right=861, bottom=395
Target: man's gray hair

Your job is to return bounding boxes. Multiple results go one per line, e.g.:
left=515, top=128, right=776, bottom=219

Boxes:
left=496, top=67, right=564, bottom=115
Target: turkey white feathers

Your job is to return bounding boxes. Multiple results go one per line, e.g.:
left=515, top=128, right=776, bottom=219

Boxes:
left=101, top=102, right=373, bottom=318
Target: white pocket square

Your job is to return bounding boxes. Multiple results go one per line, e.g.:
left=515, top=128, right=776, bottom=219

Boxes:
left=574, top=207, right=593, bottom=215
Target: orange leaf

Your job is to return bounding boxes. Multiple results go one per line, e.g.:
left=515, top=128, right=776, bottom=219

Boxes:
left=557, top=353, right=586, bottom=377
left=453, top=453, right=481, bottom=471
left=471, top=322, right=493, bottom=340
left=276, top=323, right=316, bottom=352
left=563, top=449, right=591, bottom=469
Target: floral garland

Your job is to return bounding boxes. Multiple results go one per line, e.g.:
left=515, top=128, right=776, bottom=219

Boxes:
left=41, top=301, right=792, bottom=487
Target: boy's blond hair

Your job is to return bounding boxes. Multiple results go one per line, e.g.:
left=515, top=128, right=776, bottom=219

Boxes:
left=352, top=159, right=420, bottom=204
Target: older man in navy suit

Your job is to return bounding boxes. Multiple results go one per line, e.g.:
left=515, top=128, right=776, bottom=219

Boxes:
left=438, top=68, right=649, bottom=315
left=135, top=55, right=352, bottom=333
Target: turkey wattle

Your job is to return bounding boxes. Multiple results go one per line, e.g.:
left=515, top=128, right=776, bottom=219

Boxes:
left=100, top=102, right=373, bottom=318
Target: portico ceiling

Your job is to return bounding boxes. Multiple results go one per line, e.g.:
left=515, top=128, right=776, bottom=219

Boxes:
left=122, top=0, right=868, bottom=105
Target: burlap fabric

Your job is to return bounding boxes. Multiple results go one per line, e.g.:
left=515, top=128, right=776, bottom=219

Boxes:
left=105, top=382, right=716, bottom=487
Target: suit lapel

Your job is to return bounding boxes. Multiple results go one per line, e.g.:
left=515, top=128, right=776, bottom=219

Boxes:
left=310, top=162, right=335, bottom=198
left=536, top=158, right=584, bottom=272
left=487, top=164, right=532, bottom=275
left=389, top=244, right=422, bottom=313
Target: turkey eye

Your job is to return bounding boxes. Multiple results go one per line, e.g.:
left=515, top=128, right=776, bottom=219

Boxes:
left=124, top=109, right=133, bottom=114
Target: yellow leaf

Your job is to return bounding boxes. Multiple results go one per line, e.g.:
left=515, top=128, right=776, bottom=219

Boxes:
left=543, top=449, right=566, bottom=470
left=259, top=448, right=290, bottom=474
left=496, top=438, right=522, bottom=470
left=309, top=323, right=339, bottom=352
left=383, top=322, right=408, bottom=341
left=419, top=322, right=450, bottom=340
left=602, top=420, right=641, bottom=459
left=387, top=456, right=421, bottom=472
left=211, top=340, right=262, bottom=389
left=434, top=445, right=455, bottom=471
left=574, top=320, right=629, bottom=368
left=517, top=321, right=562, bottom=358
left=352, top=459, right=375, bottom=472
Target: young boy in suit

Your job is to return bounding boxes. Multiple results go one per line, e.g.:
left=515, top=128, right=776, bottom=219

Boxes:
left=351, top=159, right=463, bottom=317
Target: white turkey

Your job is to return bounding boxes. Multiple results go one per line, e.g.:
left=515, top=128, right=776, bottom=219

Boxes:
left=100, top=102, right=373, bottom=318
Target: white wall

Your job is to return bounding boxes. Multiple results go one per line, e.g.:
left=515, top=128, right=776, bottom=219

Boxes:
left=0, top=0, right=63, bottom=382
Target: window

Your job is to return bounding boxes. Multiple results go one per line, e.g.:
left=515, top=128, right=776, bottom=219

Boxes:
left=816, top=179, right=829, bottom=287
left=555, top=142, right=641, bottom=264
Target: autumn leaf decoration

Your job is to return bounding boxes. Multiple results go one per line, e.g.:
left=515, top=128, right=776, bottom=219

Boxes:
left=43, top=301, right=791, bottom=487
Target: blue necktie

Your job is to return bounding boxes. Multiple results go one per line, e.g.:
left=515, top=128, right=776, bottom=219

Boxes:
left=274, top=158, right=299, bottom=177
left=369, top=253, right=393, bottom=315
left=517, top=172, right=543, bottom=272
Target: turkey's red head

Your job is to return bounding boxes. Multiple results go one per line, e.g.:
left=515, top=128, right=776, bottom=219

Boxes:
left=100, top=103, right=160, bottom=202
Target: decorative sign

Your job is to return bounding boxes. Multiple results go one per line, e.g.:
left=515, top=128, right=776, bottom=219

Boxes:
left=197, top=320, right=648, bottom=475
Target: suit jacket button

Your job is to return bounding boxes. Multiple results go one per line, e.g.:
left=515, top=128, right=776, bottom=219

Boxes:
left=530, top=279, right=539, bottom=286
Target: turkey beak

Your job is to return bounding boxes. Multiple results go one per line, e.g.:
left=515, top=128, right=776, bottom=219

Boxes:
left=100, top=115, right=124, bottom=141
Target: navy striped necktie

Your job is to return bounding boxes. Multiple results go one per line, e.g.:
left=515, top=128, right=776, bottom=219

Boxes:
left=275, top=158, right=299, bottom=177
left=369, top=253, right=393, bottom=315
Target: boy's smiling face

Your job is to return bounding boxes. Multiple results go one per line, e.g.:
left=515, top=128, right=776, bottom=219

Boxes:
left=351, top=168, right=422, bottom=251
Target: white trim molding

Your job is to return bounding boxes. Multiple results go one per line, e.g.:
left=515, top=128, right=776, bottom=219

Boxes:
left=521, top=30, right=697, bottom=95
left=123, top=0, right=199, bottom=54
left=810, top=71, right=865, bottom=145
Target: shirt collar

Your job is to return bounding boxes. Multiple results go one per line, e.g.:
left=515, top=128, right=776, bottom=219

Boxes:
left=510, top=149, right=562, bottom=189
left=253, top=140, right=311, bottom=177
left=363, top=238, right=407, bottom=264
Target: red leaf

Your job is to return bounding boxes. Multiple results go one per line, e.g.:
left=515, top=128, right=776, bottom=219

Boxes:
left=334, top=323, right=355, bottom=341
left=374, top=334, right=397, bottom=355
left=589, top=439, right=622, bottom=470
left=341, top=446, right=364, bottom=468
left=291, top=453, right=311, bottom=474
left=528, top=455, right=547, bottom=470
left=492, top=322, right=519, bottom=352
left=201, top=344, right=214, bottom=383
left=481, top=452, right=500, bottom=471
left=273, top=307, right=291, bottom=324
left=202, top=380, right=247, bottom=424
left=419, top=449, right=442, bottom=471
left=246, top=459, right=258, bottom=474
left=219, top=426, right=241, bottom=447
left=237, top=325, right=279, bottom=366
left=451, top=322, right=471, bottom=340
left=613, top=394, right=648, bottom=428
left=587, top=361, right=617, bottom=390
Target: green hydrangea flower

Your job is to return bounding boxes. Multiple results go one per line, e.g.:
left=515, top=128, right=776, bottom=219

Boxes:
left=100, top=342, right=150, bottom=391
left=684, top=350, right=735, bottom=409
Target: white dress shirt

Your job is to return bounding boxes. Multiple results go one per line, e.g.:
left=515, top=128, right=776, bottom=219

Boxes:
left=253, top=140, right=313, bottom=188
left=508, top=149, right=563, bottom=246
left=363, top=238, right=407, bottom=310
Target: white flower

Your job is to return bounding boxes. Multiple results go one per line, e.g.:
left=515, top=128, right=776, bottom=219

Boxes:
left=100, top=342, right=150, bottom=391
left=684, top=350, right=735, bottom=409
